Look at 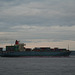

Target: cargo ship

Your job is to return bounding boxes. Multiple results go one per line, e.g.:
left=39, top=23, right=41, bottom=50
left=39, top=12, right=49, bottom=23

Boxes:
left=1, top=40, right=71, bottom=57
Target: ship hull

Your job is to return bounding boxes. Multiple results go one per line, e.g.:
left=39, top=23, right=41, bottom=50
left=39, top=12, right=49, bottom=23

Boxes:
left=1, top=51, right=71, bottom=57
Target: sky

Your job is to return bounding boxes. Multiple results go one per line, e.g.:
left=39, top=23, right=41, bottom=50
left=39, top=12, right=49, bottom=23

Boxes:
left=0, top=0, right=75, bottom=50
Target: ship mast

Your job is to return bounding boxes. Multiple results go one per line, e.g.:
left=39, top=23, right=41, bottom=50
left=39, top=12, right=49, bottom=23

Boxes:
left=68, top=44, right=69, bottom=50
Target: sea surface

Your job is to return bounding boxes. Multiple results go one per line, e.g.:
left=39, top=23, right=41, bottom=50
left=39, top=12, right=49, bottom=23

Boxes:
left=0, top=56, right=75, bottom=75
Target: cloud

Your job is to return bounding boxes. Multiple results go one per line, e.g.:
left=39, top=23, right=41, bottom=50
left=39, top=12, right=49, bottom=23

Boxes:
left=0, top=0, right=75, bottom=45
left=0, top=0, right=75, bottom=27
left=0, top=25, right=75, bottom=42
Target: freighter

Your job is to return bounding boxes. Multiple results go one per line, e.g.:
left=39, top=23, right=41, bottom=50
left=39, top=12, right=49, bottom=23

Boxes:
left=1, top=40, right=71, bottom=57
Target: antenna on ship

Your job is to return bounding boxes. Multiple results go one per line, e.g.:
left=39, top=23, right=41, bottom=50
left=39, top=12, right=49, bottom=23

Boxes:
left=68, top=44, right=69, bottom=50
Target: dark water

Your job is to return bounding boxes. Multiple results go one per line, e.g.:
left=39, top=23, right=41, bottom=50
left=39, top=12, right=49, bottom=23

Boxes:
left=0, top=56, right=75, bottom=75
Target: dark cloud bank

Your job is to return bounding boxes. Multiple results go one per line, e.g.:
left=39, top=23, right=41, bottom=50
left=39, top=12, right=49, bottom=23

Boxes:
left=0, top=0, right=75, bottom=42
